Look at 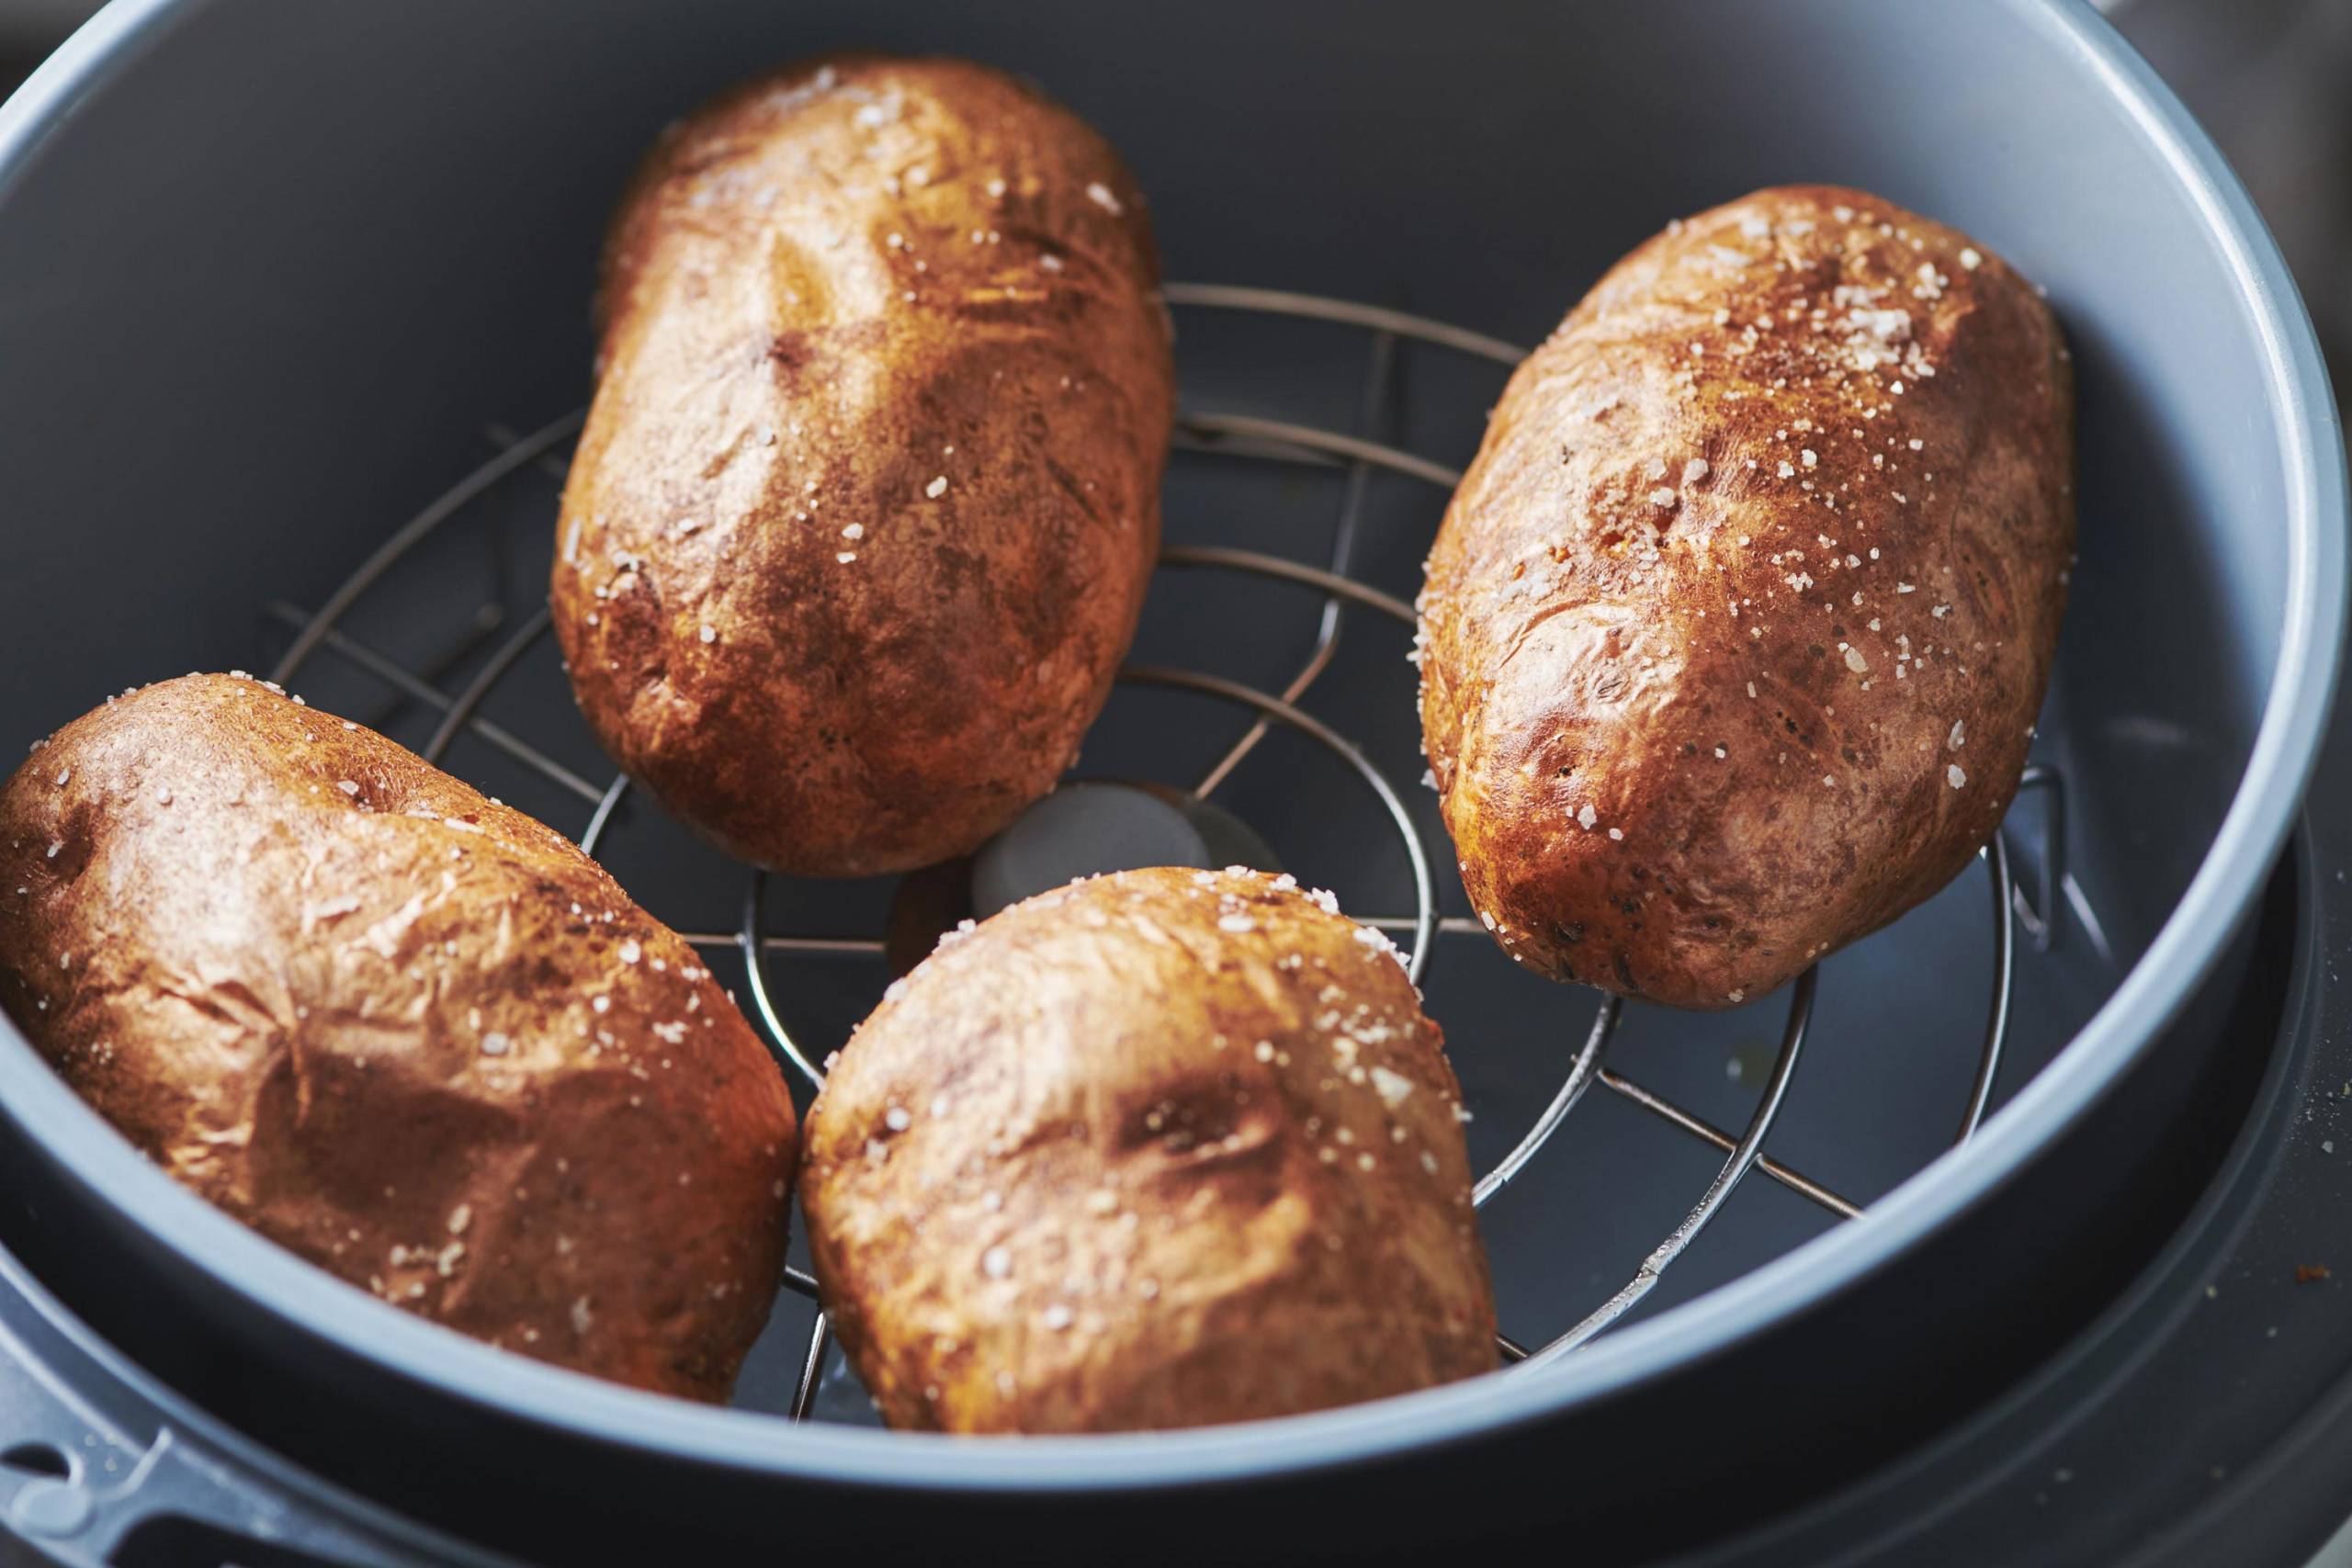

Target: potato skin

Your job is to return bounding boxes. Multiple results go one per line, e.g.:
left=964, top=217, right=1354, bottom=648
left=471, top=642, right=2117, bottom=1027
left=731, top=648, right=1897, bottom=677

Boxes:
left=1419, top=186, right=2074, bottom=1010
left=800, top=866, right=1496, bottom=1433
left=553, top=56, right=1174, bottom=876
left=0, top=675, right=797, bottom=1401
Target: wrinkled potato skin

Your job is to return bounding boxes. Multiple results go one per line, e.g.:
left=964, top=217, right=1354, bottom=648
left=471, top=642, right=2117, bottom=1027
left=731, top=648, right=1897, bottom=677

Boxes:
left=1420, top=186, right=2073, bottom=1010
left=800, top=867, right=1496, bottom=1433
left=553, top=55, right=1174, bottom=876
left=0, top=675, right=797, bottom=1401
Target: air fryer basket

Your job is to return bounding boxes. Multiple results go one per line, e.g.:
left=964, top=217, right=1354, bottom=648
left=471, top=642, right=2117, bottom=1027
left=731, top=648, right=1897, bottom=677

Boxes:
left=0, top=0, right=2343, bottom=1562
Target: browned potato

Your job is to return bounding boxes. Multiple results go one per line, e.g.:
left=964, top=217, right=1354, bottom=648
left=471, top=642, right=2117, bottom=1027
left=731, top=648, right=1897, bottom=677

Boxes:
left=553, top=55, right=1174, bottom=877
left=800, top=865, right=1497, bottom=1433
left=1419, top=186, right=2073, bottom=1009
left=0, top=675, right=797, bottom=1401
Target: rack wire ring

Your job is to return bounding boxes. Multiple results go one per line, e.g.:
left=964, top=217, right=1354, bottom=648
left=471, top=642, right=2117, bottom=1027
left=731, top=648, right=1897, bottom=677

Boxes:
left=421, top=604, right=553, bottom=765
left=1159, top=282, right=1529, bottom=366
left=249, top=279, right=2086, bottom=1412
left=1188, top=322, right=1397, bottom=803
left=1954, top=829, right=2018, bottom=1145
left=1526, top=964, right=1821, bottom=1366
left=1114, top=664, right=1439, bottom=983
left=270, top=406, right=584, bottom=685
left=730, top=659, right=1443, bottom=1096
left=1476, top=996, right=1621, bottom=1207
left=579, top=774, right=632, bottom=859
left=738, top=873, right=831, bottom=1090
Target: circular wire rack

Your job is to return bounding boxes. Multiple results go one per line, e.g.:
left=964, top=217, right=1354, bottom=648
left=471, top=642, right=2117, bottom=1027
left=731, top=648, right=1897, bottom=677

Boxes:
left=262, top=283, right=2073, bottom=1422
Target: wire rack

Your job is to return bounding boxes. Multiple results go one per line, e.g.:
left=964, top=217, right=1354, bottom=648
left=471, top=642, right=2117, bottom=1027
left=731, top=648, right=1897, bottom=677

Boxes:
left=261, top=283, right=2071, bottom=1423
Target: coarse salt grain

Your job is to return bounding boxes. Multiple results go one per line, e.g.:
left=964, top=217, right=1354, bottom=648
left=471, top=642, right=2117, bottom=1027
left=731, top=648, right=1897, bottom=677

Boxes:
left=925, top=475, right=948, bottom=499
left=1948, top=764, right=1968, bottom=789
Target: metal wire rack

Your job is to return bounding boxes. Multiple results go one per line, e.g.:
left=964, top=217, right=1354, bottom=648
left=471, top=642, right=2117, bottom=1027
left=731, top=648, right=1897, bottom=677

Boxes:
left=261, top=283, right=2070, bottom=1424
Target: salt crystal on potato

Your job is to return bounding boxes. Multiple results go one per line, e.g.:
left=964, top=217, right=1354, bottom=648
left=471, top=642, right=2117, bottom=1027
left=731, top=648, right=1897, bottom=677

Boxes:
left=1419, top=186, right=2074, bottom=1009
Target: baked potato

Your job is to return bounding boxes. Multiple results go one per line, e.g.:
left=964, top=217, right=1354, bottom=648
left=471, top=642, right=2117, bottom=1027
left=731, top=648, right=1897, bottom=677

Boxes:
left=553, top=54, right=1175, bottom=877
left=799, top=865, right=1497, bottom=1433
left=1419, top=185, right=2074, bottom=1009
left=0, top=674, right=797, bottom=1401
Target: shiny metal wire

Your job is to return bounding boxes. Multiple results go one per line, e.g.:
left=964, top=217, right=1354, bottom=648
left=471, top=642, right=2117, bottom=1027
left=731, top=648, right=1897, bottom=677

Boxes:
left=1476, top=997, right=1620, bottom=1207
left=1529, top=969, right=1821, bottom=1366
left=740, top=874, right=831, bottom=1089
left=792, top=1312, right=835, bottom=1422
left=421, top=605, right=552, bottom=765
left=1121, top=663, right=1440, bottom=984
left=1192, top=323, right=1396, bottom=798
left=270, top=407, right=585, bottom=685
left=265, top=282, right=2069, bottom=1416
left=1159, top=283, right=1526, bottom=365
left=578, top=775, right=632, bottom=859
left=1955, top=832, right=2018, bottom=1145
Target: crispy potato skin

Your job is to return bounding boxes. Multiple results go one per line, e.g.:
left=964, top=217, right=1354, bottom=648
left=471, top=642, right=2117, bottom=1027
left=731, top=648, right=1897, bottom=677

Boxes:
left=0, top=675, right=797, bottom=1401
left=1419, top=186, right=2074, bottom=1010
left=553, top=56, right=1174, bottom=877
left=800, top=866, right=1496, bottom=1433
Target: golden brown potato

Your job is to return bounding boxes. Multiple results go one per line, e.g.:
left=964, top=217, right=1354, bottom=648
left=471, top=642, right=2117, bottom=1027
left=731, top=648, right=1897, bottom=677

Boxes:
left=0, top=674, right=797, bottom=1401
left=553, top=55, right=1174, bottom=877
left=800, top=865, right=1497, bottom=1433
left=1419, top=186, right=2073, bottom=1009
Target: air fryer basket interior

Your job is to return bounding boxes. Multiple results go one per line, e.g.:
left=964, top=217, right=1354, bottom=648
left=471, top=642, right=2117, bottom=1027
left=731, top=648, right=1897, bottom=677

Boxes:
left=0, top=0, right=2339, bottom=1476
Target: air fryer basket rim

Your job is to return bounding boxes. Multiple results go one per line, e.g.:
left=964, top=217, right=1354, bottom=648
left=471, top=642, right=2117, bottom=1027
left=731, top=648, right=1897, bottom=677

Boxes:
left=0, top=0, right=2341, bottom=1493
